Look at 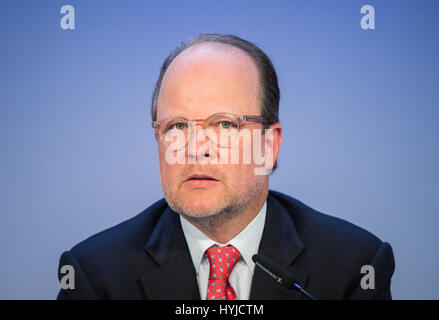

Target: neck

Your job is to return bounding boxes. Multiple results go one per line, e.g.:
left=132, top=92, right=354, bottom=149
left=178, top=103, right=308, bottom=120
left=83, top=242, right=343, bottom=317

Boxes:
left=182, top=189, right=268, bottom=244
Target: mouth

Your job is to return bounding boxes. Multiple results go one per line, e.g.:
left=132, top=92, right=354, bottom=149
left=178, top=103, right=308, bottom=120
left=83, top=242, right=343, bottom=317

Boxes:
left=185, top=174, right=218, bottom=182
left=184, top=174, right=219, bottom=189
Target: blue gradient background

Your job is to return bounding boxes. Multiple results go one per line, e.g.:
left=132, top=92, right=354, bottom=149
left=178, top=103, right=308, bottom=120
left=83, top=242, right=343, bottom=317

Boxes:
left=1, top=0, right=438, bottom=299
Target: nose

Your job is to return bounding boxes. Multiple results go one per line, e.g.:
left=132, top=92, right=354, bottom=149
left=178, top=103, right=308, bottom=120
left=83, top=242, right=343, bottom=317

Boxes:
left=187, top=124, right=216, bottom=163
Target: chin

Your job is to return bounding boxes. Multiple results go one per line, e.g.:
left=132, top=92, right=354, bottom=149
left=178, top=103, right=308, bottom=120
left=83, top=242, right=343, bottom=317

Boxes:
left=164, top=184, right=232, bottom=217
left=177, top=196, right=226, bottom=217
left=185, top=198, right=219, bottom=212
left=181, top=186, right=223, bottom=201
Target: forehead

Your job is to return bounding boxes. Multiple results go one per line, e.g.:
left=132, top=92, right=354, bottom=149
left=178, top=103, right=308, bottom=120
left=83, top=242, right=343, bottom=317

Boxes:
left=157, top=43, right=261, bottom=120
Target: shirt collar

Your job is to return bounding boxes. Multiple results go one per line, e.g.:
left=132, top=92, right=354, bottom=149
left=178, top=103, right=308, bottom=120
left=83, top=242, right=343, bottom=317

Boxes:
left=180, top=201, right=267, bottom=276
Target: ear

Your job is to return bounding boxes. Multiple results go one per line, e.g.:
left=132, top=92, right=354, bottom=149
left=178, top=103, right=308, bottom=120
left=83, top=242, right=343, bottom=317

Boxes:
left=269, top=122, right=282, bottom=165
left=254, top=123, right=282, bottom=176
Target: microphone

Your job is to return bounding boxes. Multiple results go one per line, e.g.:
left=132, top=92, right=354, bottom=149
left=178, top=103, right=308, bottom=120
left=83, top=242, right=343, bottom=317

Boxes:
left=252, top=253, right=317, bottom=300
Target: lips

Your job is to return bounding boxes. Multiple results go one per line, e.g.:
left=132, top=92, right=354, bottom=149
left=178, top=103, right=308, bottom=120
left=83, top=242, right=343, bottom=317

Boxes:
left=184, top=173, right=219, bottom=189
left=185, top=174, right=218, bottom=182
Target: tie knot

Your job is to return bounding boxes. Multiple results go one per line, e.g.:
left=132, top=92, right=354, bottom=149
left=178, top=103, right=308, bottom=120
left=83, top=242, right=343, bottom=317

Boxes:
left=206, top=245, right=240, bottom=280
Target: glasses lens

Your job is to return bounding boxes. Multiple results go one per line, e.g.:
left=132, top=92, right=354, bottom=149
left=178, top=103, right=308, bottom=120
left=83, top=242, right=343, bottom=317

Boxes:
left=158, top=114, right=242, bottom=149
left=160, top=117, right=188, bottom=149
left=206, top=114, right=240, bottom=148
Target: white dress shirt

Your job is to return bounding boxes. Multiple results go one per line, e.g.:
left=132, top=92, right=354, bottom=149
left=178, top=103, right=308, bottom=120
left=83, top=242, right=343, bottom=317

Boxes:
left=180, top=202, right=267, bottom=300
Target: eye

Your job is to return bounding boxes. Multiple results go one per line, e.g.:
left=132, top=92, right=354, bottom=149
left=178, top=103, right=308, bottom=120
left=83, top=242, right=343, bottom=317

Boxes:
left=220, top=121, right=232, bottom=129
left=173, top=122, right=186, bottom=130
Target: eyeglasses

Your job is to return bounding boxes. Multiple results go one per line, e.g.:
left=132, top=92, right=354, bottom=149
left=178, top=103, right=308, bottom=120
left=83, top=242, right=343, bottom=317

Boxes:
left=152, top=112, right=268, bottom=149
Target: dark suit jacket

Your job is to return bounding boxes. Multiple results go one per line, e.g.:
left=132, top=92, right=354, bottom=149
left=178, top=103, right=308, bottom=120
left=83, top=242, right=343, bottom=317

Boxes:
left=57, top=190, right=395, bottom=300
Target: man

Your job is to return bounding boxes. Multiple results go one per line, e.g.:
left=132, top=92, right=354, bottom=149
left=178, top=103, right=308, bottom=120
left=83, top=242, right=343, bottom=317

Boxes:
left=57, top=34, right=395, bottom=300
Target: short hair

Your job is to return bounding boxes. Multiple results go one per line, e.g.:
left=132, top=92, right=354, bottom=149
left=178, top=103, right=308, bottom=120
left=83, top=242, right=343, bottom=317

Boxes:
left=151, top=34, right=280, bottom=171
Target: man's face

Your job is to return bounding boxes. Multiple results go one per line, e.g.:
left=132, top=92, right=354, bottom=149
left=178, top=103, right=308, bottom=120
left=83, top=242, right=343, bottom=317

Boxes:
left=155, top=43, right=279, bottom=219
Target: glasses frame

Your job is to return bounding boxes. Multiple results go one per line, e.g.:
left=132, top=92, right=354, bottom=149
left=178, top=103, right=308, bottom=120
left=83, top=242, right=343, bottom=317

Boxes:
left=151, top=113, right=269, bottom=148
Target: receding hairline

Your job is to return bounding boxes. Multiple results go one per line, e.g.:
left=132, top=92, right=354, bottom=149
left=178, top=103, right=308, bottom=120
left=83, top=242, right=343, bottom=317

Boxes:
left=169, top=41, right=259, bottom=66
left=155, top=41, right=264, bottom=118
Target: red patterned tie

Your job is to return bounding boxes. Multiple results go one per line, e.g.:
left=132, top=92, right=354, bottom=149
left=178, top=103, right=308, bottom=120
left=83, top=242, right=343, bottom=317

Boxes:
left=206, top=245, right=241, bottom=300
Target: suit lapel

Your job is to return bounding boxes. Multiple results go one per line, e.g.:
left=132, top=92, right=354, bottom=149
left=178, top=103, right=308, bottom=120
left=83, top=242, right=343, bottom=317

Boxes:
left=250, top=193, right=309, bottom=299
left=139, top=207, right=200, bottom=300
left=139, top=192, right=309, bottom=300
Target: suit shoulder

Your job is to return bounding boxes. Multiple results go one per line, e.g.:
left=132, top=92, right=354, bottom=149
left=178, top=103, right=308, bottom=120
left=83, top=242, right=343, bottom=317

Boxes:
left=269, top=190, right=383, bottom=254
left=69, top=198, right=168, bottom=259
